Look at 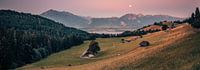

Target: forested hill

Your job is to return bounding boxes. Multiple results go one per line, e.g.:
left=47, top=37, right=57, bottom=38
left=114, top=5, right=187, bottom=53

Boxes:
left=0, top=10, right=94, bottom=70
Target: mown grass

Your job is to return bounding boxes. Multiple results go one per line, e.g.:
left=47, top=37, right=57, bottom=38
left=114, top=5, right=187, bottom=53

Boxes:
left=118, top=32, right=200, bottom=70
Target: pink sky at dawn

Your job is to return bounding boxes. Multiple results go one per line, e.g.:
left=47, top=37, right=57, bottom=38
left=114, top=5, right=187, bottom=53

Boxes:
left=0, top=0, right=199, bottom=17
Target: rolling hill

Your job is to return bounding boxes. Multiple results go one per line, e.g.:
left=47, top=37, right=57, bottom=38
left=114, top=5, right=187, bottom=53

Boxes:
left=41, top=9, right=90, bottom=28
left=119, top=29, right=200, bottom=70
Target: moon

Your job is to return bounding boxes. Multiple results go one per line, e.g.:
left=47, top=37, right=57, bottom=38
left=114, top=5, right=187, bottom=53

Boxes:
left=129, top=5, right=132, bottom=8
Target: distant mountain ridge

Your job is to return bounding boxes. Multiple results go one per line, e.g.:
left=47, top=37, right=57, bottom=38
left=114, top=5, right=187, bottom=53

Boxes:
left=41, top=9, right=90, bottom=28
left=41, top=10, right=184, bottom=29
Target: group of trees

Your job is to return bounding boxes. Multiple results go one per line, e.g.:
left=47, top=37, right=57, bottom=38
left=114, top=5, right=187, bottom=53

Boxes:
left=117, top=29, right=160, bottom=37
left=154, top=22, right=171, bottom=30
left=187, top=7, right=200, bottom=28
left=87, top=40, right=100, bottom=55
left=0, top=10, right=94, bottom=70
left=90, top=33, right=117, bottom=38
left=90, top=28, right=161, bottom=38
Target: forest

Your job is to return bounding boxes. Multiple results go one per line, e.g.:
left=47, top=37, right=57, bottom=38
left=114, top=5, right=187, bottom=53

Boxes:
left=187, top=7, right=200, bottom=28
left=0, top=10, right=94, bottom=70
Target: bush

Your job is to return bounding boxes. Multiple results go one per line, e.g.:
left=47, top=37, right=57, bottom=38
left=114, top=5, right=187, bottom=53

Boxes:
left=139, top=41, right=150, bottom=47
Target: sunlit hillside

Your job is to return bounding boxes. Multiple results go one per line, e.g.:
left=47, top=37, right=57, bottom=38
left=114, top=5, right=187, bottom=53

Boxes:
left=18, top=23, right=199, bottom=70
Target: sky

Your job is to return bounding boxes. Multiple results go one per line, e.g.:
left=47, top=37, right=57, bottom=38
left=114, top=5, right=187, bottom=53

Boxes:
left=0, top=0, right=199, bottom=18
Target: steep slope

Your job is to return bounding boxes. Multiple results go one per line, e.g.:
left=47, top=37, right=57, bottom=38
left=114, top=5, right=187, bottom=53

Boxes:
left=41, top=9, right=90, bottom=28
left=0, top=10, right=93, bottom=70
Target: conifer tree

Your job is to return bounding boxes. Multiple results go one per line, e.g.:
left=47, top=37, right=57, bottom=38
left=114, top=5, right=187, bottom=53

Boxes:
left=195, top=7, right=200, bottom=18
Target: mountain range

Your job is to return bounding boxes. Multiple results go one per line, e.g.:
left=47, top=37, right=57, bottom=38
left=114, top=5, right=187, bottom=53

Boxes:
left=41, top=9, right=90, bottom=28
left=41, top=9, right=183, bottom=29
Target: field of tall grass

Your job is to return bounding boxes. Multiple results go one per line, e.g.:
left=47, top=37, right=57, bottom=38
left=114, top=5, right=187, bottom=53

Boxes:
left=18, top=24, right=199, bottom=70
left=18, top=36, right=143, bottom=70
left=118, top=32, right=200, bottom=70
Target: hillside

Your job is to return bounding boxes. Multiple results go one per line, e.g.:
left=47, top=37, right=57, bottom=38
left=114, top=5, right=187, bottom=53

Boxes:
left=18, top=24, right=198, bottom=70
left=0, top=10, right=93, bottom=70
left=119, top=29, right=200, bottom=70
left=41, top=9, right=90, bottom=28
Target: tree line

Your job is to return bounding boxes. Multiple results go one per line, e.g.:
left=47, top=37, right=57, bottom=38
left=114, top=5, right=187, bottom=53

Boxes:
left=185, top=7, right=200, bottom=28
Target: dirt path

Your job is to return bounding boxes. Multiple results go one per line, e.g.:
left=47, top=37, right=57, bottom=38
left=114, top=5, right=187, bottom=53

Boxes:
left=32, top=24, right=195, bottom=70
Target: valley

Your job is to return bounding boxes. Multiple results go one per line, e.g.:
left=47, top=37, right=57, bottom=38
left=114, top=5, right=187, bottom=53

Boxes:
left=1, top=2, right=200, bottom=70
left=80, top=27, right=134, bottom=34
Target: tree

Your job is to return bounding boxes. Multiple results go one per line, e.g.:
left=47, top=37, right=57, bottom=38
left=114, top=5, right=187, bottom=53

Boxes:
left=195, top=7, right=200, bottom=18
left=162, top=25, right=169, bottom=30
left=189, top=7, right=200, bottom=28
left=88, top=40, right=100, bottom=54
left=192, top=13, right=195, bottom=19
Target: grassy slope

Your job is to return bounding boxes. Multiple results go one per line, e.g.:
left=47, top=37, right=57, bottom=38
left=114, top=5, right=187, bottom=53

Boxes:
left=119, top=32, right=200, bottom=70
left=19, top=27, right=165, bottom=70
left=19, top=24, right=198, bottom=70
left=19, top=36, right=142, bottom=70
